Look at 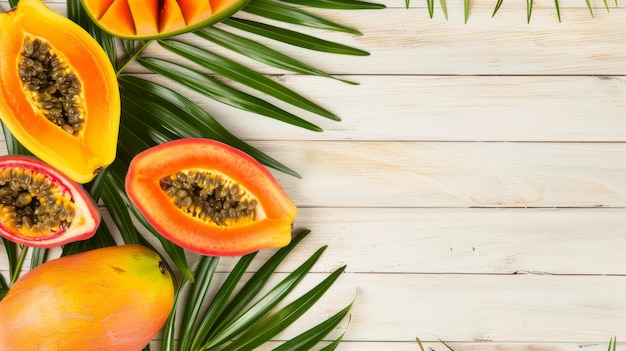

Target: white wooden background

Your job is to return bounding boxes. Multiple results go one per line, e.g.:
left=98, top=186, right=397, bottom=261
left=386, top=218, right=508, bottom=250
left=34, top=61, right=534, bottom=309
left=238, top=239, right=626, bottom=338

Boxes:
left=1, top=0, right=626, bottom=350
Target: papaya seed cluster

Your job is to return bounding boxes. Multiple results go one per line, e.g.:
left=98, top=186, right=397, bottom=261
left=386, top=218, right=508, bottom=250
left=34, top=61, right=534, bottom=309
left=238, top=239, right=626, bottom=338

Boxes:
left=160, top=170, right=257, bottom=226
left=0, top=167, right=75, bottom=236
left=18, top=36, right=84, bottom=135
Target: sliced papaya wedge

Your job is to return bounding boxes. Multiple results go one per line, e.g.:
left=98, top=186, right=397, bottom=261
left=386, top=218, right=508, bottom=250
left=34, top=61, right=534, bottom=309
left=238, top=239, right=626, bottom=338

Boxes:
left=82, top=0, right=249, bottom=39
left=0, top=0, right=120, bottom=184
left=0, top=155, right=100, bottom=249
left=125, top=138, right=297, bottom=256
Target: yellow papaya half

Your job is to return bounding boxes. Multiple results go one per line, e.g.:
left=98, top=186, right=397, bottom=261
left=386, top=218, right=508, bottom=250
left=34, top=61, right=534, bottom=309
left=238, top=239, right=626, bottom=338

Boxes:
left=0, top=155, right=101, bottom=248
left=81, top=0, right=249, bottom=39
left=0, top=0, right=120, bottom=184
left=0, top=244, right=174, bottom=351
left=125, top=138, right=297, bottom=256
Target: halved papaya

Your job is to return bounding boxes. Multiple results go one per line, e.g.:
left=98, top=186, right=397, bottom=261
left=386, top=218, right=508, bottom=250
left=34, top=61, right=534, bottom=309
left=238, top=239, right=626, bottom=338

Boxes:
left=125, top=138, right=297, bottom=256
left=0, top=0, right=120, bottom=184
left=82, top=0, right=249, bottom=39
left=0, top=155, right=100, bottom=249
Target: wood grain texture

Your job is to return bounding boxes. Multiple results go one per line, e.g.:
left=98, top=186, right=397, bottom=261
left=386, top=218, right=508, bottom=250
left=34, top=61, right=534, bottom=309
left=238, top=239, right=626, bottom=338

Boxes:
left=0, top=0, right=625, bottom=350
left=125, top=8, right=626, bottom=76
left=263, top=141, right=626, bottom=208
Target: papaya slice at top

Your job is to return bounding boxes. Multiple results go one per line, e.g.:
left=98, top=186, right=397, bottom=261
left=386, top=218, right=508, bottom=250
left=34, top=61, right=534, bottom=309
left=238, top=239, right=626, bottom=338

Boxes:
left=125, top=138, right=297, bottom=256
left=82, top=0, right=249, bottom=39
left=0, top=0, right=120, bottom=184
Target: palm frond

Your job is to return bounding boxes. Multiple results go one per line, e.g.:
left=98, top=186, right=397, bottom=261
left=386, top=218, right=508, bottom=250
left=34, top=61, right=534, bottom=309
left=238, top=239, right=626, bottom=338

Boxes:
left=29, top=247, right=47, bottom=269
left=406, top=0, right=617, bottom=21
left=608, top=337, right=617, bottom=351
left=117, top=76, right=300, bottom=177
left=137, top=57, right=326, bottom=131
left=157, top=39, right=339, bottom=122
left=243, top=0, right=363, bottom=35
left=1, top=237, right=18, bottom=289
left=278, top=0, right=385, bottom=10
left=272, top=308, right=351, bottom=351
left=215, top=265, right=347, bottom=351
left=194, top=27, right=357, bottom=84
left=223, top=18, right=369, bottom=56
left=202, top=246, right=328, bottom=349
left=0, top=273, right=8, bottom=300
left=163, top=229, right=352, bottom=351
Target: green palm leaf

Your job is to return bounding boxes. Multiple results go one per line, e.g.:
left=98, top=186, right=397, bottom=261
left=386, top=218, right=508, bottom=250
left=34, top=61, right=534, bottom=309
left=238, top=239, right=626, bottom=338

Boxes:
left=407, top=0, right=614, bottom=21
left=162, top=230, right=352, bottom=351
left=224, top=18, right=369, bottom=56
left=137, top=57, right=325, bottom=132
left=279, top=0, right=384, bottom=9
left=202, top=245, right=328, bottom=349
left=243, top=0, right=362, bottom=35
left=0, top=274, right=8, bottom=300
left=216, top=265, right=347, bottom=351
left=157, top=39, right=339, bottom=122
left=186, top=253, right=258, bottom=351
left=117, top=76, right=300, bottom=177
left=267, top=304, right=351, bottom=351
left=194, top=27, right=357, bottom=84
left=178, top=255, right=220, bottom=351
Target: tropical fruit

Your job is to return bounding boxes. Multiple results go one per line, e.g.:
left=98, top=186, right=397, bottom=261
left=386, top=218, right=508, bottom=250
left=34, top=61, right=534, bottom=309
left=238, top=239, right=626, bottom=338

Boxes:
left=0, top=155, right=100, bottom=248
left=125, top=138, right=297, bottom=256
left=81, top=0, right=250, bottom=39
left=0, top=244, right=174, bottom=351
left=0, top=0, right=120, bottom=184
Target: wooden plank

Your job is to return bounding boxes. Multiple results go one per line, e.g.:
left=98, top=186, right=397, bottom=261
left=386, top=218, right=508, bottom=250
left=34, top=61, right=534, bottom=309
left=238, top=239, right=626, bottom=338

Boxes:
left=143, top=273, right=626, bottom=343
left=3, top=74, right=626, bottom=143
left=3, top=266, right=626, bottom=345
left=148, top=340, right=626, bottom=350
left=167, top=74, right=626, bottom=142
left=125, top=8, right=626, bottom=76
left=255, top=141, right=626, bottom=208
left=203, top=207, right=626, bottom=275
left=1, top=140, right=624, bottom=208
left=5, top=207, right=626, bottom=276
left=2, top=140, right=623, bottom=208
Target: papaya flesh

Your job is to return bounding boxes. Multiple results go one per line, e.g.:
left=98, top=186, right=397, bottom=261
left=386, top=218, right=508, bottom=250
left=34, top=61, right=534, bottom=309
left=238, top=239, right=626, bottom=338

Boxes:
left=0, top=155, right=100, bottom=249
left=0, top=244, right=174, bottom=351
left=0, top=0, right=120, bottom=184
left=81, top=0, right=249, bottom=39
left=125, top=138, right=298, bottom=256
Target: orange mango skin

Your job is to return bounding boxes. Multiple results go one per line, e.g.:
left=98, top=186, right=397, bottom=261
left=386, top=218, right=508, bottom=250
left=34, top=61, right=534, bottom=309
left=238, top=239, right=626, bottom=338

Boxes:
left=125, top=138, right=298, bottom=256
left=0, top=0, right=120, bottom=184
left=0, top=245, right=174, bottom=351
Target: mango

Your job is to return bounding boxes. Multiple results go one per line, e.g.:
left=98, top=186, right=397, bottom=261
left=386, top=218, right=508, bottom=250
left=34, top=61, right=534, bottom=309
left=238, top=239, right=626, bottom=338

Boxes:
left=0, top=244, right=174, bottom=350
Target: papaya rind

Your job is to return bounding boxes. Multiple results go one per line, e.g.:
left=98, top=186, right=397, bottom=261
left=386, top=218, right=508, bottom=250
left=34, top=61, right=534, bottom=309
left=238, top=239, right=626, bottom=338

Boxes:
left=0, top=155, right=101, bottom=249
left=81, top=0, right=250, bottom=40
left=125, top=138, right=297, bottom=256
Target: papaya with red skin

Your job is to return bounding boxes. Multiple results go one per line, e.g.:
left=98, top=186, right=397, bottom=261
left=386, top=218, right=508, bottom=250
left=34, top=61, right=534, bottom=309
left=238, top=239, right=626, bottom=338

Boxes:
left=125, top=138, right=297, bottom=256
left=0, top=155, right=100, bottom=249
